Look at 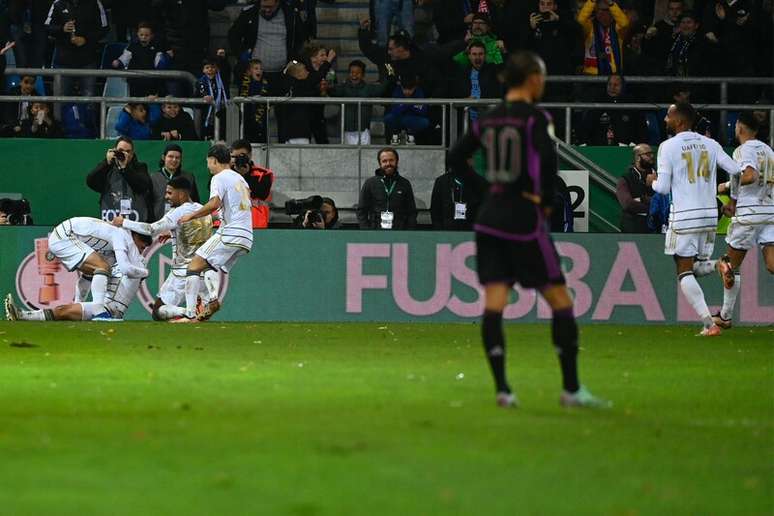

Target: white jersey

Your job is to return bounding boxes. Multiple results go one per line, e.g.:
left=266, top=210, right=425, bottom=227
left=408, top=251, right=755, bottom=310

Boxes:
left=123, top=202, right=213, bottom=273
left=210, top=169, right=253, bottom=250
left=732, top=139, right=774, bottom=225
left=654, top=131, right=741, bottom=233
left=54, top=217, right=147, bottom=278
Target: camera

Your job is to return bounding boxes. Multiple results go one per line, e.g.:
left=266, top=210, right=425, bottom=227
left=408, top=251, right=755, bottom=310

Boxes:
left=233, top=154, right=251, bottom=169
left=285, top=195, right=323, bottom=216
left=0, top=198, right=33, bottom=225
left=113, top=149, right=126, bottom=162
left=541, top=12, right=552, bottom=20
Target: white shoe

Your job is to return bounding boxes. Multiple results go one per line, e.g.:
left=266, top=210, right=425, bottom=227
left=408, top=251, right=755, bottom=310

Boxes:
left=560, top=386, right=611, bottom=408
left=496, top=391, right=518, bottom=408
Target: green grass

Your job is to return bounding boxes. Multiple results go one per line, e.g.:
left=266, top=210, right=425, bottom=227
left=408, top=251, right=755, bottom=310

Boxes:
left=0, top=322, right=771, bottom=516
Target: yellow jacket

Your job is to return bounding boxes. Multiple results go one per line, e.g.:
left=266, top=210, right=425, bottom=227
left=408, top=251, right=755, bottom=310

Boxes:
left=577, top=0, right=629, bottom=75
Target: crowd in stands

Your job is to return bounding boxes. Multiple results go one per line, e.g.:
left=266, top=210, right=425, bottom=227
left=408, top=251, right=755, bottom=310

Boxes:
left=0, top=0, right=771, bottom=145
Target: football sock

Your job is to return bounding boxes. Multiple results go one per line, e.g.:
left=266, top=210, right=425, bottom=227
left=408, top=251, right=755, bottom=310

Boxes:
left=720, top=273, right=741, bottom=321
left=481, top=310, right=510, bottom=394
left=75, top=274, right=92, bottom=302
left=692, top=259, right=716, bottom=277
left=203, top=269, right=220, bottom=303
left=157, top=305, right=186, bottom=320
left=184, top=273, right=202, bottom=319
left=679, top=272, right=713, bottom=329
left=19, top=309, right=52, bottom=321
left=552, top=308, right=580, bottom=393
left=91, top=269, right=109, bottom=304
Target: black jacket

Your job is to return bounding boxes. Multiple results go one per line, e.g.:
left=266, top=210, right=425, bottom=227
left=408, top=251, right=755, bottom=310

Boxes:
left=522, top=15, right=581, bottom=76
left=432, top=1, right=469, bottom=45
left=357, top=169, right=417, bottom=230
left=87, top=157, right=153, bottom=222
left=151, top=0, right=226, bottom=73
left=152, top=111, right=199, bottom=140
left=450, top=63, right=503, bottom=99
left=277, top=61, right=331, bottom=141
left=430, top=171, right=487, bottom=231
left=44, top=0, right=110, bottom=67
left=616, top=166, right=653, bottom=233
left=228, top=2, right=307, bottom=62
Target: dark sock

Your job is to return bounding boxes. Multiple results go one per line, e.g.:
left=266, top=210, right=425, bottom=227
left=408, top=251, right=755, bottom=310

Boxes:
left=481, top=310, right=510, bottom=394
left=552, top=308, right=580, bottom=393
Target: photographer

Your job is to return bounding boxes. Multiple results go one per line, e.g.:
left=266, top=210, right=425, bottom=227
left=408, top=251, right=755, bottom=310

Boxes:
left=0, top=198, right=33, bottom=225
left=288, top=196, right=341, bottom=230
left=230, top=139, right=274, bottom=229
left=87, top=136, right=153, bottom=222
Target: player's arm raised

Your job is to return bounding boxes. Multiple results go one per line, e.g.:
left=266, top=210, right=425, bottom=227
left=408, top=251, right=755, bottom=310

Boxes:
left=115, top=210, right=181, bottom=236
left=652, top=144, right=672, bottom=194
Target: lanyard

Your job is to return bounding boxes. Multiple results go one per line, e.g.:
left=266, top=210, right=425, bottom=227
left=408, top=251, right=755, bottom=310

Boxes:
left=382, top=178, right=396, bottom=200
left=452, top=178, right=464, bottom=204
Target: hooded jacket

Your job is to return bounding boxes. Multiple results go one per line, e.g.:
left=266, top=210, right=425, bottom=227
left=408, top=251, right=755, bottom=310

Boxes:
left=87, top=155, right=153, bottom=222
left=357, top=169, right=417, bottom=230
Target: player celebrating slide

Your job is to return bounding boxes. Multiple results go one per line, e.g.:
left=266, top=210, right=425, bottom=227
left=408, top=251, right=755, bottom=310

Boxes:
left=448, top=51, right=609, bottom=409
left=713, top=112, right=774, bottom=329
left=653, top=103, right=742, bottom=336
left=113, top=176, right=214, bottom=322
left=174, top=143, right=253, bottom=322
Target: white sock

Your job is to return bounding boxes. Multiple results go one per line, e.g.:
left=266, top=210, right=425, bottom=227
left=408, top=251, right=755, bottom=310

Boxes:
left=157, top=305, right=186, bottom=320
left=720, top=273, right=741, bottom=321
left=680, top=273, right=713, bottom=328
left=74, top=275, right=92, bottom=302
left=184, top=274, right=202, bottom=318
left=20, top=309, right=46, bottom=321
left=203, top=269, right=220, bottom=303
left=693, top=260, right=716, bottom=277
left=91, top=271, right=109, bottom=304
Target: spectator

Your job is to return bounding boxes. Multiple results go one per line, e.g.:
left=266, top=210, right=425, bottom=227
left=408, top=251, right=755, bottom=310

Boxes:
left=8, top=0, right=50, bottom=68
left=643, top=0, right=683, bottom=61
left=239, top=59, right=274, bottom=144
left=577, top=0, right=629, bottom=76
left=196, top=55, right=229, bottom=140
left=304, top=44, right=331, bottom=144
left=116, top=102, right=162, bottom=140
left=288, top=0, right=319, bottom=39
left=550, top=175, right=575, bottom=232
left=152, top=100, right=199, bottom=141
left=230, top=138, right=274, bottom=229
left=451, top=41, right=503, bottom=121
left=0, top=41, right=12, bottom=89
left=385, top=75, right=430, bottom=144
left=581, top=74, right=648, bottom=145
left=111, top=21, right=164, bottom=97
left=17, top=102, right=64, bottom=138
left=623, top=23, right=662, bottom=82
left=431, top=0, right=477, bottom=45
left=2, top=74, right=37, bottom=131
left=326, top=59, right=394, bottom=145
left=357, top=147, right=417, bottom=230
left=87, top=136, right=153, bottom=222
left=150, top=143, right=200, bottom=219
left=452, top=13, right=505, bottom=68
left=228, top=0, right=308, bottom=77
left=109, top=0, right=153, bottom=42
left=44, top=0, right=110, bottom=99
left=430, top=161, right=487, bottom=231
left=152, top=0, right=226, bottom=86
left=616, top=143, right=656, bottom=233
left=373, top=0, right=414, bottom=47
left=665, top=11, right=707, bottom=77
left=523, top=0, right=581, bottom=79
left=279, top=52, right=335, bottom=144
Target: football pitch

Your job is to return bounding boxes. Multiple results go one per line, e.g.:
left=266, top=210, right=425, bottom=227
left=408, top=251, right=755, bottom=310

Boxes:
left=0, top=321, right=771, bottom=515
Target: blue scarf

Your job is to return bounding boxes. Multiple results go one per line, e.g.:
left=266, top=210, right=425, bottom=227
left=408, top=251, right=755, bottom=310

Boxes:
left=592, top=21, right=622, bottom=75
left=200, top=71, right=228, bottom=128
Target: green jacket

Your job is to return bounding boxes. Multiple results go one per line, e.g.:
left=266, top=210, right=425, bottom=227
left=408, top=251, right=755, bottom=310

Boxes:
left=453, top=35, right=504, bottom=68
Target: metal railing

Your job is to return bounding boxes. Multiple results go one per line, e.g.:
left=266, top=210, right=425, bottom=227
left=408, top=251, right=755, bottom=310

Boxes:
left=6, top=67, right=200, bottom=95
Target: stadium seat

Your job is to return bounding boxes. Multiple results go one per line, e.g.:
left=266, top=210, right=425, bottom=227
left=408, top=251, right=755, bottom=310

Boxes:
left=105, top=106, right=123, bottom=139
left=103, top=77, right=129, bottom=98
left=645, top=112, right=662, bottom=146
left=183, top=107, right=195, bottom=119
left=725, top=112, right=740, bottom=145
left=100, top=42, right=128, bottom=69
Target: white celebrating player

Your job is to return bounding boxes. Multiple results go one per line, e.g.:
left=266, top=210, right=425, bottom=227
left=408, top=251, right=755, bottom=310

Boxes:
left=713, top=112, right=774, bottom=329
left=653, top=102, right=742, bottom=336
left=112, top=176, right=214, bottom=322
left=43, top=216, right=151, bottom=320
left=175, top=143, right=253, bottom=322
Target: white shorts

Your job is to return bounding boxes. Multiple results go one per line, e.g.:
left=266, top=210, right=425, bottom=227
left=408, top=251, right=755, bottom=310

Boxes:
left=157, top=271, right=208, bottom=307
left=48, top=231, right=94, bottom=271
left=79, top=263, right=140, bottom=319
left=664, top=228, right=715, bottom=259
left=195, top=233, right=248, bottom=273
left=725, top=221, right=774, bottom=251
